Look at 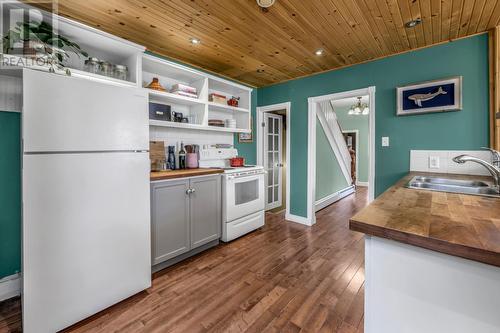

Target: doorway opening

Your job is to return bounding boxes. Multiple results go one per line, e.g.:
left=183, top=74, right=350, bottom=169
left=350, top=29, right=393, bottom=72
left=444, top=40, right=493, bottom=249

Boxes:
left=256, top=102, right=291, bottom=215
left=307, top=87, right=375, bottom=225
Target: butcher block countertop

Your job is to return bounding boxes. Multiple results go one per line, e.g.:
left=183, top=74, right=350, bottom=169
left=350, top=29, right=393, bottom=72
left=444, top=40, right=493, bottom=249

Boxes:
left=150, top=168, right=223, bottom=181
left=350, top=172, right=500, bottom=267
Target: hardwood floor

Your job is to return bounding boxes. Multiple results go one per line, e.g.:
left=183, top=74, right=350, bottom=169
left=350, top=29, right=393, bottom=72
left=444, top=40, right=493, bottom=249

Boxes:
left=0, top=187, right=368, bottom=333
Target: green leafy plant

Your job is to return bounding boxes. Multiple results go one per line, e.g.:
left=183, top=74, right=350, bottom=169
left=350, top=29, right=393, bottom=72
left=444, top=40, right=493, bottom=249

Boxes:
left=2, top=20, right=88, bottom=72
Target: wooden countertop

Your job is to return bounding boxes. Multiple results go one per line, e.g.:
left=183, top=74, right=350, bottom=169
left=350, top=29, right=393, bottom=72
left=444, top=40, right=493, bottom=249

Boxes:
left=150, top=168, right=223, bottom=181
left=350, top=172, right=500, bottom=267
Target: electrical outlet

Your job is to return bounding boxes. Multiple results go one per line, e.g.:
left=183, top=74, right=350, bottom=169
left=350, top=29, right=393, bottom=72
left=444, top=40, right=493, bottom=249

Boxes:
left=429, top=156, right=440, bottom=169
left=381, top=137, right=389, bottom=147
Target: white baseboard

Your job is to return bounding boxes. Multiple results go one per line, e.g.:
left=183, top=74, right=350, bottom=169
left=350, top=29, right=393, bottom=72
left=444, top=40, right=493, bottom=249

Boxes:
left=285, top=213, right=314, bottom=226
left=0, top=273, right=21, bottom=302
left=315, top=185, right=355, bottom=212
left=356, top=181, right=369, bottom=187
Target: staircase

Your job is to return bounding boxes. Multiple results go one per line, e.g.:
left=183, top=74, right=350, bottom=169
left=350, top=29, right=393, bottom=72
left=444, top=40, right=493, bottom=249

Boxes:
left=316, top=100, right=352, bottom=185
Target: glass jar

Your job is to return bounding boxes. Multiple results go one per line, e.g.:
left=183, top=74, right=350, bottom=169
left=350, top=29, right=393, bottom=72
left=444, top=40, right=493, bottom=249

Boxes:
left=99, top=61, right=114, bottom=77
left=114, top=65, right=128, bottom=81
left=84, top=57, right=101, bottom=74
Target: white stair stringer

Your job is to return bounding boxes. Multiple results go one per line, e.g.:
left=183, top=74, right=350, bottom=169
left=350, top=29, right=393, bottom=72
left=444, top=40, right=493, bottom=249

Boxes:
left=317, top=100, right=352, bottom=185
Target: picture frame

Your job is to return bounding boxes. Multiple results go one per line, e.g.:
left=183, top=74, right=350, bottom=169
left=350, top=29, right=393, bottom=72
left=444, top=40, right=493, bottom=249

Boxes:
left=396, top=76, right=462, bottom=116
left=238, top=117, right=253, bottom=143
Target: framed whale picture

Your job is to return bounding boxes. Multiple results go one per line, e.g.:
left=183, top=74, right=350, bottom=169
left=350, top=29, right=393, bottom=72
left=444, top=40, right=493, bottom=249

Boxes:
left=396, top=76, right=462, bottom=116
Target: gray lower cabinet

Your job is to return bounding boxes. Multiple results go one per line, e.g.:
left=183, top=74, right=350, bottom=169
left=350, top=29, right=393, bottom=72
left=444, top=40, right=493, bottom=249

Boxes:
left=151, top=178, right=190, bottom=265
left=190, top=176, right=221, bottom=248
left=151, top=175, right=221, bottom=266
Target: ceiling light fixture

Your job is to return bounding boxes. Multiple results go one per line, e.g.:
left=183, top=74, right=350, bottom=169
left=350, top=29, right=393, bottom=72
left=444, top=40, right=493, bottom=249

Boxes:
left=315, top=49, right=324, bottom=56
left=348, top=97, right=369, bottom=115
left=405, top=18, right=422, bottom=28
left=256, top=0, right=276, bottom=8
left=190, top=38, right=201, bottom=45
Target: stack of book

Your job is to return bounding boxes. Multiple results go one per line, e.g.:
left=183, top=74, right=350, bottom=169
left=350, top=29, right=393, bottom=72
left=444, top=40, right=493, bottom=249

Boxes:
left=208, top=119, right=225, bottom=127
left=171, top=83, right=198, bottom=99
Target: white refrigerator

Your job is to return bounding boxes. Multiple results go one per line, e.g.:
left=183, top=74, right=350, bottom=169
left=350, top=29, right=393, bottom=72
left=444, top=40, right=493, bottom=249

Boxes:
left=22, top=69, right=151, bottom=333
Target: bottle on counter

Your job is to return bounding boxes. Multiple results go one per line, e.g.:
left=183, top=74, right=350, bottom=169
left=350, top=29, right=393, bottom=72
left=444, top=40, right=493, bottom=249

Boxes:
left=167, top=146, right=176, bottom=170
left=179, top=142, right=186, bottom=169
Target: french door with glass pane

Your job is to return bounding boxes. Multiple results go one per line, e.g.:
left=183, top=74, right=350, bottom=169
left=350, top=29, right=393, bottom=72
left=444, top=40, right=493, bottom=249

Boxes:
left=264, top=113, right=283, bottom=210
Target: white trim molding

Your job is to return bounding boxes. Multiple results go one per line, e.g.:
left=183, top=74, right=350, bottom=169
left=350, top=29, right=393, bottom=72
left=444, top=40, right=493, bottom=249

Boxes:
left=0, top=273, right=21, bottom=302
left=356, top=181, right=369, bottom=187
left=315, top=185, right=355, bottom=212
left=285, top=213, right=314, bottom=226
left=256, top=102, right=291, bottom=217
left=308, top=87, right=376, bottom=225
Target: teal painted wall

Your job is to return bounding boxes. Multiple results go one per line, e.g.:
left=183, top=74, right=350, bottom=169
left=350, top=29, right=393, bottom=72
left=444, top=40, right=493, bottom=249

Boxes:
left=335, top=105, right=369, bottom=183
left=315, top=119, right=349, bottom=200
left=257, top=34, right=489, bottom=218
left=0, top=112, right=21, bottom=279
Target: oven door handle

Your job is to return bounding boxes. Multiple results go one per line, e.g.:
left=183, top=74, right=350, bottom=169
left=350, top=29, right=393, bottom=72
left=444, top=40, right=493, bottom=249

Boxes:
left=227, top=171, right=266, bottom=180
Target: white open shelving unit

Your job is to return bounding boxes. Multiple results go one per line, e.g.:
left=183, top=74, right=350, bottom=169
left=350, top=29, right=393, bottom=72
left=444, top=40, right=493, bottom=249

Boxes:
left=142, top=54, right=252, bottom=133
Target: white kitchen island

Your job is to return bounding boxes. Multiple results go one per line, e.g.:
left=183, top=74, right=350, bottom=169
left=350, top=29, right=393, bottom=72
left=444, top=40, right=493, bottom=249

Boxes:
left=350, top=173, right=500, bottom=333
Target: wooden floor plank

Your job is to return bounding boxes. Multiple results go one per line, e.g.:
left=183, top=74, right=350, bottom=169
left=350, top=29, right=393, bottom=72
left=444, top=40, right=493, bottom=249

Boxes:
left=0, top=187, right=368, bottom=333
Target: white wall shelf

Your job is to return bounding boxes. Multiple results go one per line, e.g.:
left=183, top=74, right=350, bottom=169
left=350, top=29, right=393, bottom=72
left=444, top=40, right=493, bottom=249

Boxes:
left=207, top=102, right=250, bottom=113
left=142, top=54, right=252, bottom=134
left=149, top=119, right=250, bottom=133
left=2, top=1, right=144, bottom=88
left=147, top=89, right=206, bottom=106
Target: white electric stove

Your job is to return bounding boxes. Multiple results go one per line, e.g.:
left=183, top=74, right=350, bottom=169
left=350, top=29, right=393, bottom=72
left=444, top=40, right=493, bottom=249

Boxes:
left=199, top=147, right=265, bottom=242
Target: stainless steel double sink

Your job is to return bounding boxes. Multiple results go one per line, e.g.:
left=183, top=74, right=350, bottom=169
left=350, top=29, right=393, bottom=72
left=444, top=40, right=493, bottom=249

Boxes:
left=406, top=176, right=500, bottom=198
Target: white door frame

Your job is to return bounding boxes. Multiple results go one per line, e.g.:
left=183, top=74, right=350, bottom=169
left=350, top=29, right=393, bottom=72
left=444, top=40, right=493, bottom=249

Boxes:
left=307, top=87, right=376, bottom=225
left=257, top=102, right=291, bottom=216
left=263, top=112, right=283, bottom=210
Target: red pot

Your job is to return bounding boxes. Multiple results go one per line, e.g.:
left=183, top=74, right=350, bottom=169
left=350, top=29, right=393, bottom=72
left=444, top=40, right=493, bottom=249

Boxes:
left=230, top=157, right=245, bottom=167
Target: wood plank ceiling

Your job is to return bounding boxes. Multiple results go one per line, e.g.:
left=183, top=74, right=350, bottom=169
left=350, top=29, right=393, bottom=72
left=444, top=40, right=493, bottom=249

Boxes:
left=29, top=0, right=500, bottom=87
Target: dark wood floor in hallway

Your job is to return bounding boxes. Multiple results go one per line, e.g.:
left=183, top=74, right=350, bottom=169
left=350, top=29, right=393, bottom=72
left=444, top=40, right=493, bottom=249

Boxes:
left=0, top=187, right=368, bottom=333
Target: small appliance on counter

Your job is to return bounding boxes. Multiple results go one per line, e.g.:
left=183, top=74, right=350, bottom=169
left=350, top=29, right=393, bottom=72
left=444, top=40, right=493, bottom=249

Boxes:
left=230, top=156, right=244, bottom=167
left=198, top=147, right=265, bottom=242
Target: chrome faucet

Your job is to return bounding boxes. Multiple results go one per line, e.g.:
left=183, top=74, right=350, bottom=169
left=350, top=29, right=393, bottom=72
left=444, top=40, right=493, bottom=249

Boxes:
left=481, top=147, right=500, bottom=168
left=452, top=154, right=500, bottom=190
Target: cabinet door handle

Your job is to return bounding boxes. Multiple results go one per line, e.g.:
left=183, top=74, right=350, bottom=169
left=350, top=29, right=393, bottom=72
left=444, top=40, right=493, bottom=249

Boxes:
left=186, top=188, right=192, bottom=194
left=191, top=188, right=196, bottom=193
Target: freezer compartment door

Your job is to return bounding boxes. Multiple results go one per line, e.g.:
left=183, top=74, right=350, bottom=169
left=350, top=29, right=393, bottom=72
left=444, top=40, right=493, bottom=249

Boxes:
left=23, top=69, right=148, bottom=152
left=22, top=152, right=151, bottom=333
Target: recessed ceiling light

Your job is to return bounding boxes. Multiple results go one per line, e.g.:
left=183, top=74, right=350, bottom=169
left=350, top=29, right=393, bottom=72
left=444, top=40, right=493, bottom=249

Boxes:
left=190, top=38, right=201, bottom=45
left=256, top=0, right=276, bottom=8
left=315, top=49, right=324, bottom=56
left=405, top=18, right=422, bottom=28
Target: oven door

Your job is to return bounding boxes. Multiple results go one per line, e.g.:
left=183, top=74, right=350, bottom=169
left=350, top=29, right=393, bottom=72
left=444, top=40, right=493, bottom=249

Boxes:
left=224, top=173, right=265, bottom=222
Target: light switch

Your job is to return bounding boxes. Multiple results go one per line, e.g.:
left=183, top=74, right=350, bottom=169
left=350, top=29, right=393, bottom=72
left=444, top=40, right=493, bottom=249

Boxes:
left=429, top=156, right=440, bottom=169
left=382, top=137, right=389, bottom=147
